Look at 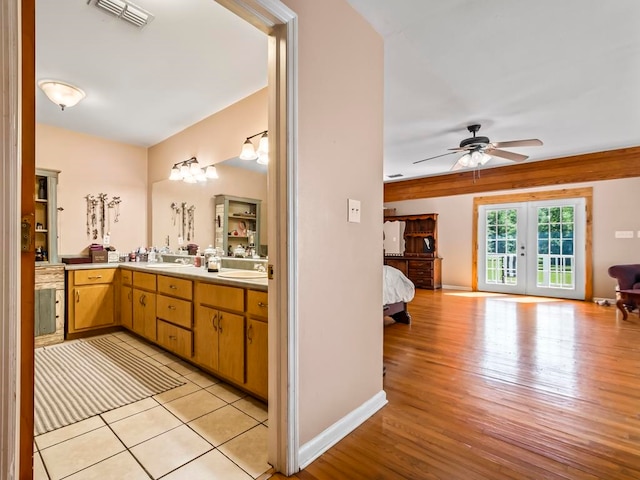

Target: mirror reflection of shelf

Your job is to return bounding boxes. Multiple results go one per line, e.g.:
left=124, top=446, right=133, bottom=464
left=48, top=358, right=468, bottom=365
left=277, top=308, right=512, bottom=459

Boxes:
left=35, top=168, right=60, bottom=264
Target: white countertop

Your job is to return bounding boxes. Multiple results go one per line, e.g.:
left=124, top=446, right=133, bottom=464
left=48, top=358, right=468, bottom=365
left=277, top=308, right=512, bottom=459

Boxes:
left=64, top=262, right=268, bottom=291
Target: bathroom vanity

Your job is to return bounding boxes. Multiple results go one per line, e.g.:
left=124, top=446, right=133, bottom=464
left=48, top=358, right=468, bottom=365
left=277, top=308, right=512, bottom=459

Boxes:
left=65, top=262, right=269, bottom=400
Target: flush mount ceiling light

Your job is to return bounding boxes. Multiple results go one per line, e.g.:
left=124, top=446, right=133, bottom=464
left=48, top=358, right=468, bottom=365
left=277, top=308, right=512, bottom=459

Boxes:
left=37, top=80, right=86, bottom=111
left=239, top=130, right=269, bottom=163
left=87, top=0, right=155, bottom=28
left=169, top=157, right=218, bottom=183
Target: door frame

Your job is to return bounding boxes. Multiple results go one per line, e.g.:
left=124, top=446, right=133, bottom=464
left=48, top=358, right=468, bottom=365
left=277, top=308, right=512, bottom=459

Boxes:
left=472, top=187, right=593, bottom=300
left=5, top=0, right=300, bottom=477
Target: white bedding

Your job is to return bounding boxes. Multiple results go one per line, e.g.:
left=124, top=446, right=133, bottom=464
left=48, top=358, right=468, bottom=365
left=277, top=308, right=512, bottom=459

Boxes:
left=383, top=265, right=415, bottom=305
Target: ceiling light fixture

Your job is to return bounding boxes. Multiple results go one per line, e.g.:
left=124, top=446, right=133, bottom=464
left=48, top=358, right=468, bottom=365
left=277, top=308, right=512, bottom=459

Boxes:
left=169, top=157, right=218, bottom=183
left=88, top=0, right=155, bottom=28
left=239, top=130, right=268, bottom=163
left=459, top=149, right=492, bottom=168
left=37, top=80, right=86, bottom=111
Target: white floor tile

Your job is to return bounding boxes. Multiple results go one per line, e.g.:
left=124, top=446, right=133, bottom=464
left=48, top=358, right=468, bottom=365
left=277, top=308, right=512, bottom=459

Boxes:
left=206, top=383, right=246, bottom=403
left=33, top=451, right=48, bottom=480
left=40, top=426, right=125, bottom=480
left=101, top=397, right=159, bottom=424
left=184, top=370, right=218, bottom=388
left=130, top=425, right=212, bottom=479
left=162, top=450, right=253, bottom=480
left=165, top=360, right=199, bottom=376
left=35, top=416, right=104, bottom=450
left=219, top=425, right=270, bottom=478
left=233, top=397, right=268, bottom=423
left=64, top=451, right=150, bottom=480
left=110, top=406, right=181, bottom=447
left=189, top=405, right=258, bottom=447
left=153, top=379, right=200, bottom=404
left=164, top=390, right=226, bottom=423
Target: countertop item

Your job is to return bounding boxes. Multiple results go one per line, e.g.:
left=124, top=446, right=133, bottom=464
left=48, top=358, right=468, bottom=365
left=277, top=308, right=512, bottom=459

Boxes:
left=64, top=262, right=268, bottom=291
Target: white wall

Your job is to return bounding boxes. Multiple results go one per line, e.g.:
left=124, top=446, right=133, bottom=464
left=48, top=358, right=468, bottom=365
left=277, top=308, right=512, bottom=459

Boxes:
left=386, top=177, right=640, bottom=298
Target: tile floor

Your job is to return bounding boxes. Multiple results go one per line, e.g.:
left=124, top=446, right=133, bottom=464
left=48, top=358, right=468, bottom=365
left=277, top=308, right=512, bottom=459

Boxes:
left=34, top=331, right=271, bottom=480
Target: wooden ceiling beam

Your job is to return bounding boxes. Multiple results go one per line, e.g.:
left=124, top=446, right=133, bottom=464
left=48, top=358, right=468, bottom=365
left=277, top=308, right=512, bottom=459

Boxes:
left=384, top=146, right=640, bottom=203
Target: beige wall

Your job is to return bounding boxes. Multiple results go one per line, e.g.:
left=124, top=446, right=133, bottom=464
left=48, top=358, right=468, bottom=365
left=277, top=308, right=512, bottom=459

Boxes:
left=36, top=124, right=148, bottom=255
left=147, top=88, right=268, bottom=184
left=147, top=88, right=268, bottom=249
left=282, top=0, right=385, bottom=445
left=385, top=177, right=640, bottom=298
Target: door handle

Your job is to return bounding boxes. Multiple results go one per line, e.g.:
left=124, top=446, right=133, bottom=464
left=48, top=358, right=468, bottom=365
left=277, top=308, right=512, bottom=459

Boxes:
left=168, top=305, right=176, bottom=310
left=218, top=314, right=223, bottom=333
left=212, top=313, right=218, bottom=331
left=247, top=324, right=253, bottom=344
left=76, top=291, right=80, bottom=303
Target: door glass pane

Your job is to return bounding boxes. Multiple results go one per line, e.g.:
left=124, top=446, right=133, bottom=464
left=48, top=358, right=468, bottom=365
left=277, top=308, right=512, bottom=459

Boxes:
left=536, top=205, right=575, bottom=289
left=485, top=208, right=518, bottom=285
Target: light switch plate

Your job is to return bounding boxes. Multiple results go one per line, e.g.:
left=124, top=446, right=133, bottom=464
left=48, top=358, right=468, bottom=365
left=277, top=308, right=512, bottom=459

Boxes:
left=615, top=230, right=634, bottom=239
left=348, top=199, right=361, bottom=223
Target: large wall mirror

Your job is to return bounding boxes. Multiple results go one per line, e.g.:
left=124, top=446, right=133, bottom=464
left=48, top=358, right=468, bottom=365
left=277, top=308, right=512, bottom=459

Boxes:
left=151, top=158, right=267, bottom=252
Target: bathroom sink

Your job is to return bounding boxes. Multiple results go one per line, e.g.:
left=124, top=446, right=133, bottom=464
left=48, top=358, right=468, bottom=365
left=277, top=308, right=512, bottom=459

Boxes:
left=143, top=263, right=194, bottom=268
left=217, top=270, right=267, bottom=279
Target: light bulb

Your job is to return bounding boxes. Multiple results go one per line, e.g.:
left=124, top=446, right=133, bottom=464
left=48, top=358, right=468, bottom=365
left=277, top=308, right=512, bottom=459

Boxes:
left=257, top=132, right=269, bottom=155
left=459, top=153, right=471, bottom=167
left=189, top=159, right=202, bottom=175
left=179, top=164, right=190, bottom=177
left=470, top=150, right=482, bottom=167
left=205, top=165, right=219, bottom=179
left=239, top=139, right=258, bottom=160
left=169, top=167, right=181, bottom=181
left=257, top=152, right=269, bottom=165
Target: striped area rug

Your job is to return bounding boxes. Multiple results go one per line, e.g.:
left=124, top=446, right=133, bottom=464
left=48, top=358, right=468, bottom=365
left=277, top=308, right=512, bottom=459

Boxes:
left=35, top=337, right=184, bottom=435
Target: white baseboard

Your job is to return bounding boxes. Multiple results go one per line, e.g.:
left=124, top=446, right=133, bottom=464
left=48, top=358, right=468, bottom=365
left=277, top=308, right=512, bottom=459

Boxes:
left=298, top=390, right=388, bottom=470
left=441, top=284, right=472, bottom=291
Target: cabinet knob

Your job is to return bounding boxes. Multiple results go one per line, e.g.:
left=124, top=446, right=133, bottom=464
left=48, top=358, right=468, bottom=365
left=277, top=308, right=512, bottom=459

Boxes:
left=168, top=305, right=176, bottom=310
left=169, top=335, right=177, bottom=341
left=258, top=302, right=268, bottom=308
left=169, top=285, right=178, bottom=290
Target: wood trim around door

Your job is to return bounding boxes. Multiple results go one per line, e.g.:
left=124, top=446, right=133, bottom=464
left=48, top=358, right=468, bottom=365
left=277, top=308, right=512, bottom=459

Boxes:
left=21, top=0, right=36, bottom=478
left=472, top=188, right=593, bottom=300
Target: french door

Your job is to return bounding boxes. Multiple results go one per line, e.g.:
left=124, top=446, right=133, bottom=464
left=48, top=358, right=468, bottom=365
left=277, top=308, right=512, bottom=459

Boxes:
left=478, top=198, right=586, bottom=300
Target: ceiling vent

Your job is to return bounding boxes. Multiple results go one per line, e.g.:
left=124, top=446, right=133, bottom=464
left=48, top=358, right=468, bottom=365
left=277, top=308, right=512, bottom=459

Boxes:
left=88, top=0, right=154, bottom=28
left=387, top=173, right=404, bottom=178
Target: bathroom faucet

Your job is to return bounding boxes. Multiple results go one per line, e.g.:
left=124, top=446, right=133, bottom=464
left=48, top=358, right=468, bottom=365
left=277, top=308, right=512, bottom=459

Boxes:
left=174, top=258, right=189, bottom=265
left=254, top=263, right=266, bottom=273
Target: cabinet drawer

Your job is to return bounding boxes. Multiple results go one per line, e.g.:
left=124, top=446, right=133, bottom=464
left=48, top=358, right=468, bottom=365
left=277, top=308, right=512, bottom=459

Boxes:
left=156, top=294, right=192, bottom=329
left=412, top=278, right=434, bottom=288
left=74, top=268, right=116, bottom=285
left=157, top=275, right=193, bottom=300
left=133, top=272, right=156, bottom=291
left=197, top=283, right=244, bottom=312
left=157, top=320, right=192, bottom=359
left=247, top=290, right=268, bottom=319
left=121, top=269, right=133, bottom=285
left=408, top=260, right=433, bottom=270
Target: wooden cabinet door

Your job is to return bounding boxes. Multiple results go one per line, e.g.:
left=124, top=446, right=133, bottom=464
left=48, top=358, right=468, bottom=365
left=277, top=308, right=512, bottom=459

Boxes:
left=246, top=318, right=268, bottom=399
left=218, top=311, right=245, bottom=384
left=120, top=285, right=133, bottom=330
left=72, top=284, right=115, bottom=331
left=195, top=305, right=219, bottom=371
left=133, top=289, right=156, bottom=340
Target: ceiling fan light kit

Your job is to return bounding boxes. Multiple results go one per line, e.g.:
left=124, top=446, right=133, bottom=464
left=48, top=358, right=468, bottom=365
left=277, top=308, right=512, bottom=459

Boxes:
left=413, top=124, right=543, bottom=171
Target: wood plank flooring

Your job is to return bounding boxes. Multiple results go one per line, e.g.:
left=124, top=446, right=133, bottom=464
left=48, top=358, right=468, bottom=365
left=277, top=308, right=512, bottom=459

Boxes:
left=272, top=290, right=640, bottom=479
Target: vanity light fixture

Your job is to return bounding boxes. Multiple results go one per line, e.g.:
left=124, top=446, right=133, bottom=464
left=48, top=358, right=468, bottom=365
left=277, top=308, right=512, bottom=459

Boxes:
left=169, top=157, right=218, bottom=183
left=239, top=130, right=268, bottom=163
left=37, top=80, right=86, bottom=111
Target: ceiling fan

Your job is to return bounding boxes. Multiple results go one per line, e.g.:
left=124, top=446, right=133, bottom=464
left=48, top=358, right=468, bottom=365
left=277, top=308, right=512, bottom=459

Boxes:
left=413, top=124, right=543, bottom=171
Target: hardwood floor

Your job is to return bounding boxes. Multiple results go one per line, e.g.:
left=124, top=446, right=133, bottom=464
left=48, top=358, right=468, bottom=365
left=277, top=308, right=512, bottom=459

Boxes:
left=273, top=289, right=640, bottom=479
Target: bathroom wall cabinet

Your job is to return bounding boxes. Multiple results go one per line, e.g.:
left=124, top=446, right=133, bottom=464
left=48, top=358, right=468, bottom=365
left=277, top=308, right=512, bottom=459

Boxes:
left=214, top=195, right=261, bottom=256
left=35, top=168, right=60, bottom=263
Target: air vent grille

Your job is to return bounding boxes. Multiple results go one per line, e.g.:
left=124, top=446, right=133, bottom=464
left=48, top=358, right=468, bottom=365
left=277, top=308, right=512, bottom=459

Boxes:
left=89, top=0, right=154, bottom=28
left=387, top=173, right=404, bottom=178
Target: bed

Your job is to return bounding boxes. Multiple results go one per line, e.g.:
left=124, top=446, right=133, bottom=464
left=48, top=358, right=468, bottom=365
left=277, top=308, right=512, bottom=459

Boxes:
left=383, top=265, right=415, bottom=324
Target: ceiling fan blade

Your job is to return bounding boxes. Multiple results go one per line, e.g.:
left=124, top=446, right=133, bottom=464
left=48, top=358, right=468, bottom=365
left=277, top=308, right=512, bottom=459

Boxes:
left=492, top=139, right=543, bottom=148
left=486, top=148, right=528, bottom=162
left=413, top=151, right=458, bottom=164
left=447, top=146, right=472, bottom=152
left=450, top=159, right=464, bottom=171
